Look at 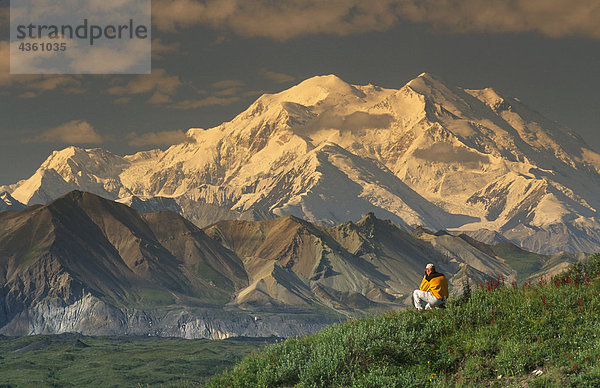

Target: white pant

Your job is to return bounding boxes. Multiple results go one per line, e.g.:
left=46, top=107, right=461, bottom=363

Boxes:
left=413, top=290, right=444, bottom=310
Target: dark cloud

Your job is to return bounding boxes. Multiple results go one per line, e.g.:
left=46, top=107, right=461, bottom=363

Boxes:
left=127, top=130, right=191, bottom=146
left=400, top=0, right=600, bottom=39
left=262, top=70, right=296, bottom=84
left=153, top=0, right=399, bottom=39
left=152, top=0, right=600, bottom=40
left=413, top=142, right=490, bottom=168
left=305, top=111, right=394, bottom=133
left=212, top=79, right=245, bottom=89
left=26, top=120, right=104, bottom=144
left=106, top=69, right=182, bottom=105
left=171, top=96, right=240, bottom=109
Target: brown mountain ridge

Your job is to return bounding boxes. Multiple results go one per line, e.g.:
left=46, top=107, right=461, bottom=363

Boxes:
left=0, top=191, right=583, bottom=337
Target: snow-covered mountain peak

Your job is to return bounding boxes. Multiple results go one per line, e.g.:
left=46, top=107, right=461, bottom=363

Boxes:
left=215, top=75, right=399, bottom=156
left=415, top=72, right=444, bottom=82
left=288, top=74, right=357, bottom=96
left=40, top=146, right=129, bottom=180
left=403, top=73, right=479, bottom=122
left=465, top=87, right=507, bottom=112
left=0, top=191, right=25, bottom=210
left=262, top=74, right=371, bottom=110
left=41, top=146, right=127, bottom=176
left=1, top=191, right=15, bottom=204
left=407, top=72, right=452, bottom=93
left=5, top=73, right=600, bottom=254
left=124, top=148, right=164, bottom=163
left=10, top=146, right=131, bottom=205
left=405, top=73, right=505, bottom=120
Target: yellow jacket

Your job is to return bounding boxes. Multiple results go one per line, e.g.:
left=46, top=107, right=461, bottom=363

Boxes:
left=419, top=272, right=449, bottom=300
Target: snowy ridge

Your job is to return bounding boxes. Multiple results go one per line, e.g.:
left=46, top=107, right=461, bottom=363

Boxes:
left=4, top=73, right=600, bottom=254
left=0, top=191, right=25, bottom=210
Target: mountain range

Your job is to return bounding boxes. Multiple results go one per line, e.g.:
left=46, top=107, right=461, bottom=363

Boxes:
left=0, top=191, right=583, bottom=338
left=2, top=73, right=600, bottom=254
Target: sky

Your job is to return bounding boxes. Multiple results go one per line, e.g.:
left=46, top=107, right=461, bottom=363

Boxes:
left=1, top=0, right=599, bottom=185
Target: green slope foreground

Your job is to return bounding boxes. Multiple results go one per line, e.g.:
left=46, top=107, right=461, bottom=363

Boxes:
left=208, top=255, right=600, bottom=387
left=0, top=335, right=271, bottom=387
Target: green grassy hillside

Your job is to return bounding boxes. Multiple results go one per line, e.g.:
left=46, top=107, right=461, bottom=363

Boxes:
left=0, top=335, right=271, bottom=387
left=208, top=254, right=600, bottom=387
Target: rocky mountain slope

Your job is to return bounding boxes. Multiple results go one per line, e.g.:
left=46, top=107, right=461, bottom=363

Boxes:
left=0, top=191, right=269, bottom=337
left=0, top=192, right=25, bottom=210
left=3, top=74, right=600, bottom=254
left=0, top=192, right=581, bottom=337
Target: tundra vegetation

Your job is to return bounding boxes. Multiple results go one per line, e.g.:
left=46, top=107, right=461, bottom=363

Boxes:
left=208, top=254, right=600, bottom=387
left=2, top=255, right=599, bottom=387
left=0, top=336, right=271, bottom=387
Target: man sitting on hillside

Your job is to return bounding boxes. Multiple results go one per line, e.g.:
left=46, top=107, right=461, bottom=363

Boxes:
left=413, top=263, right=448, bottom=311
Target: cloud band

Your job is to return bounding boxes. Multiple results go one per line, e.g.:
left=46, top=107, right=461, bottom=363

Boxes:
left=153, top=0, right=600, bottom=40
